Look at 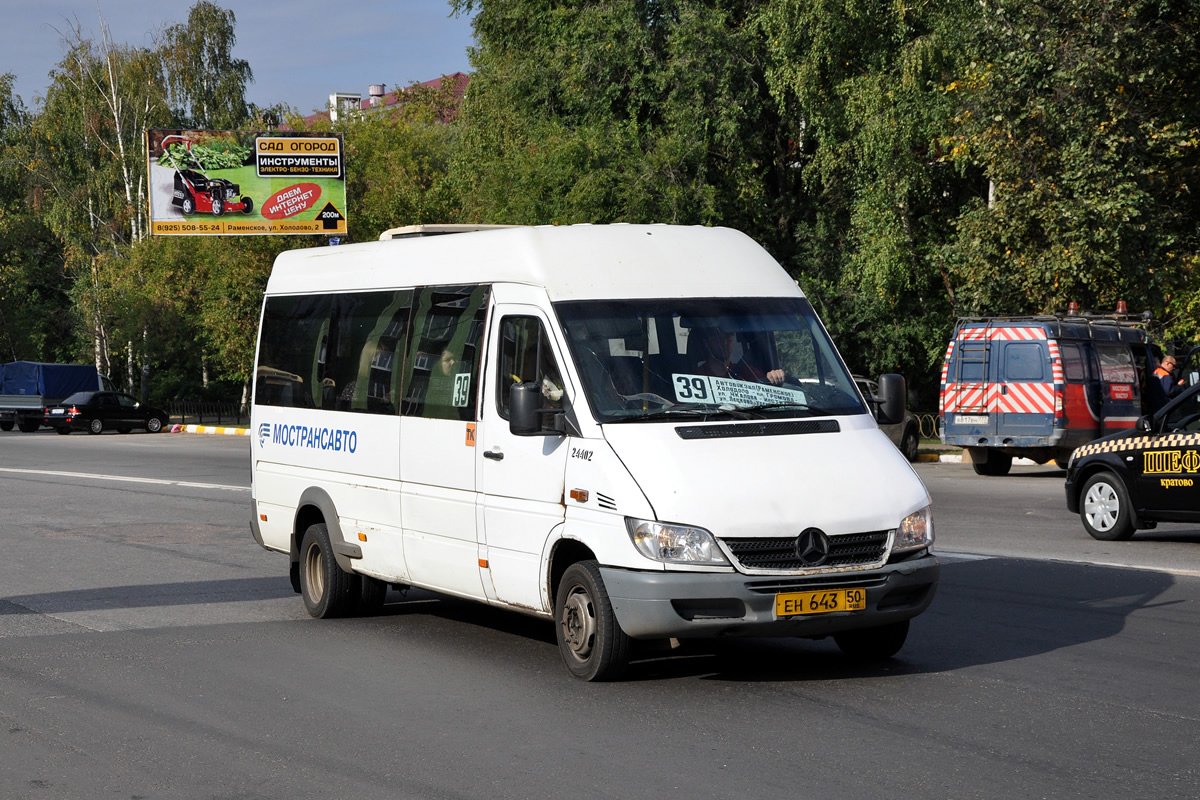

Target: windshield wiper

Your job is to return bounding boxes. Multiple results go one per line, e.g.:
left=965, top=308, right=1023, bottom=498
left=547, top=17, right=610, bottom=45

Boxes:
left=735, top=401, right=836, bottom=417
left=614, top=404, right=751, bottom=423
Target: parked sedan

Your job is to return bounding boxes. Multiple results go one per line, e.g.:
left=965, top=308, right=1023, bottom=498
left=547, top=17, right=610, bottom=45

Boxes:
left=854, top=376, right=921, bottom=462
left=44, top=391, right=169, bottom=435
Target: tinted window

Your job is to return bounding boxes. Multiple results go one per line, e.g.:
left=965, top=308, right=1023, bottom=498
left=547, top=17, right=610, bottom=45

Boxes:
left=1060, top=342, right=1087, bottom=381
left=1004, top=343, right=1045, bottom=381
left=256, top=286, right=488, bottom=421
left=400, top=286, right=489, bottom=420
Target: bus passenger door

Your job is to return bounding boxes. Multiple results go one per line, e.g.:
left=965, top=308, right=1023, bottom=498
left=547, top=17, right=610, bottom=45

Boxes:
left=477, top=308, right=569, bottom=613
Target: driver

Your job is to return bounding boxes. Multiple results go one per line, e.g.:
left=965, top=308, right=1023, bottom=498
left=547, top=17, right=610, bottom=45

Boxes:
left=696, top=328, right=785, bottom=385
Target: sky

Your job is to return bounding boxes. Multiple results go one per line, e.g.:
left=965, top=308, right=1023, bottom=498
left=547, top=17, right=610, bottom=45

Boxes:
left=1, top=0, right=477, bottom=115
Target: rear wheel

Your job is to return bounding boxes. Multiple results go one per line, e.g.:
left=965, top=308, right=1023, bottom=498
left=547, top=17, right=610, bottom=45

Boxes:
left=87, top=418, right=103, bottom=435
left=299, top=523, right=354, bottom=618
left=211, top=195, right=225, bottom=216
left=1080, top=472, right=1135, bottom=540
left=834, top=620, right=910, bottom=661
left=555, top=560, right=630, bottom=681
left=241, top=197, right=254, bottom=214
left=970, top=448, right=1012, bottom=476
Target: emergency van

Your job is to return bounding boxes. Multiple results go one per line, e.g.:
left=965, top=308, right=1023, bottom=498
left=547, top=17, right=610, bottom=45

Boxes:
left=248, top=224, right=939, bottom=680
left=940, top=314, right=1157, bottom=475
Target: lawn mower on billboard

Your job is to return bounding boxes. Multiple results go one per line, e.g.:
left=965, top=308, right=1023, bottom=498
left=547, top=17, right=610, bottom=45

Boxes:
left=161, top=135, right=253, bottom=217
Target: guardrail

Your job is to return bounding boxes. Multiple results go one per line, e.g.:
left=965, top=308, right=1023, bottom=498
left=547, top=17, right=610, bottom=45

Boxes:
left=166, top=400, right=246, bottom=427
left=916, top=412, right=940, bottom=440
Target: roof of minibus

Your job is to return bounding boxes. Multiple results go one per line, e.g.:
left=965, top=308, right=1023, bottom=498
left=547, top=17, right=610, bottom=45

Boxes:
left=264, top=224, right=803, bottom=301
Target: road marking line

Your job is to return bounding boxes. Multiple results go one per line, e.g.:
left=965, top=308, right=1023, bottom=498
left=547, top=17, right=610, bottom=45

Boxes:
left=0, top=467, right=248, bottom=492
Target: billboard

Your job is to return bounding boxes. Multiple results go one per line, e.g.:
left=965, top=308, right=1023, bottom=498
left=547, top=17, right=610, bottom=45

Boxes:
left=146, top=129, right=348, bottom=236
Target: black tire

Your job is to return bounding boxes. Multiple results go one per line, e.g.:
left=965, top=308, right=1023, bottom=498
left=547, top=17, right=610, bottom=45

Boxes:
left=17, top=419, right=40, bottom=432
left=1079, top=472, right=1136, bottom=541
left=1053, top=456, right=1071, bottom=470
left=0, top=421, right=12, bottom=431
left=87, top=418, right=103, bottom=435
left=834, top=620, right=910, bottom=661
left=299, top=523, right=354, bottom=618
left=181, top=195, right=195, bottom=215
left=899, top=425, right=920, bottom=462
left=146, top=416, right=164, bottom=433
left=241, top=197, right=254, bottom=214
left=555, top=560, right=631, bottom=681
left=971, top=448, right=1012, bottom=476
left=352, top=575, right=388, bottom=615
left=55, top=427, right=71, bottom=435
left=211, top=195, right=224, bottom=216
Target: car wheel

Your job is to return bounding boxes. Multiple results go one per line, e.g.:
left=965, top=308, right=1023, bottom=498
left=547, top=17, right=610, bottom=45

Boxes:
left=1080, top=472, right=1136, bottom=541
left=970, top=448, right=1012, bottom=476
left=55, top=427, right=71, bottom=435
left=17, top=419, right=39, bottom=432
left=299, top=523, right=354, bottom=618
left=87, top=418, right=103, bottom=435
left=352, top=575, right=387, bottom=616
left=0, top=421, right=12, bottom=431
left=834, top=620, right=910, bottom=661
left=241, top=196, right=254, bottom=214
left=181, top=195, right=195, bottom=215
left=555, top=560, right=631, bottom=681
left=211, top=195, right=225, bottom=216
left=899, top=425, right=920, bottom=462
left=146, top=416, right=164, bottom=433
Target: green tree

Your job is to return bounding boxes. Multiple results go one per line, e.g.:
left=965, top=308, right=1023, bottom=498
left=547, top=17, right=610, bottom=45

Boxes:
left=941, top=0, right=1200, bottom=341
left=160, top=1, right=254, bottom=129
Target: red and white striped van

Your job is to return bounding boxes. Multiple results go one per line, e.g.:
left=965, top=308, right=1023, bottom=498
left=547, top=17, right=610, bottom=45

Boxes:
left=940, top=315, right=1155, bottom=475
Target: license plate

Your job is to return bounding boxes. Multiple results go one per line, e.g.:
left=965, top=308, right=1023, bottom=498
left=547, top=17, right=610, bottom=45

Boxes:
left=954, top=414, right=988, bottom=425
left=50, top=409, right=64, bottom=415
left=775, top=588, right=867, bottom=617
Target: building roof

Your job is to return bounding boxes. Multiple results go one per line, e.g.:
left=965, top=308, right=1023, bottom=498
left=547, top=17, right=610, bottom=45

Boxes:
left=290, top=72, right=470, bottom=128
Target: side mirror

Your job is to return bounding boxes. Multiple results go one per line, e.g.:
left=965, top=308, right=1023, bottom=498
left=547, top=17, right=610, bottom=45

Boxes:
left=1137, top=415, right=1153, bottom=434
left=509, top=382, right=566, bottom=437
left=876, top=373, right=906, bottom=426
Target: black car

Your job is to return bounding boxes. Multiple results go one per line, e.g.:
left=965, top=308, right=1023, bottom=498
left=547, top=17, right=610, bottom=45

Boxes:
left=1065, top=381, right=1200, bottom=540
left=44, top=391, right=169, bottom=435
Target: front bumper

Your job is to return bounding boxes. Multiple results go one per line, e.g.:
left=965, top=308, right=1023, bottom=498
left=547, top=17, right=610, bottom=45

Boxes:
left=600, top=553, right=939, bottom=640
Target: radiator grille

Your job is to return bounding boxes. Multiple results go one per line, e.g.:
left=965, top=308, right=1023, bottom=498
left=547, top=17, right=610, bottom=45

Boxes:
left=722, top=531, right=889, bottom=571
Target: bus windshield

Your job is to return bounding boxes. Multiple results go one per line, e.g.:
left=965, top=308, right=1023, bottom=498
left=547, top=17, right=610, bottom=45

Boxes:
left=554, top=297, right=867, bottom=423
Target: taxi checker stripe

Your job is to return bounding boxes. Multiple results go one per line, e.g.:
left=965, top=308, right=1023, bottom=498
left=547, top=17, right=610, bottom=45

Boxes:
left=1073, top=432, right=1200, bottom=459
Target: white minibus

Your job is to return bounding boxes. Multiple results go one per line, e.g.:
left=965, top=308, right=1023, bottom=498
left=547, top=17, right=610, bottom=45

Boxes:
left=249, top=224, right=938, bottom=680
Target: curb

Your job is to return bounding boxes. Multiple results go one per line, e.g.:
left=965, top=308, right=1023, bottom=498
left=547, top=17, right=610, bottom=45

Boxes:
left=170, top=423, right=250, bottom=436
left=918, top=451, right=1038, bottom=466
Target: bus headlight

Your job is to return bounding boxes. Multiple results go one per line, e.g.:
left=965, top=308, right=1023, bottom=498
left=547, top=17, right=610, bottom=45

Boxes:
left=893, top=505, right=934, bottom=554
left=625, top=518, right=730, bottom=565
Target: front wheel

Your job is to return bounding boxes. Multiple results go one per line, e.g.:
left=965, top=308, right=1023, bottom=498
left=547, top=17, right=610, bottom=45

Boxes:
left=834, top=620, right=910, bottom=661
left=241, top=196, right=254, bottom=214
left=1080, top=472, right=1136, bottom=541
left=299, top=523, right=354, bottom=618
left=211, top=195, right=225, bottom=216
left=899, top=425, right=919, bottom=462
left=181, top=195, right=195, bottom=215
left=146, top=416, right=164, bottom=433
left=555, top=561, right=631, bottom=681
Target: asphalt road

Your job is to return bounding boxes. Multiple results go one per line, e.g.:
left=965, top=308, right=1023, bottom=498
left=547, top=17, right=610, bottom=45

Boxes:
left=0, top=432, right=1197, bottom=799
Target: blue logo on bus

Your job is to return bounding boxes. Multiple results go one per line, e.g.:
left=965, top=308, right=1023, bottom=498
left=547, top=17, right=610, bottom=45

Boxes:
left=258, top=421, right=358, bottom=453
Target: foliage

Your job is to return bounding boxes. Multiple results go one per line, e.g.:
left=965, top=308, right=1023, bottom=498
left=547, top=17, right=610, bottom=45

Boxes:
left=160, top=1, right=253, bottom=129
